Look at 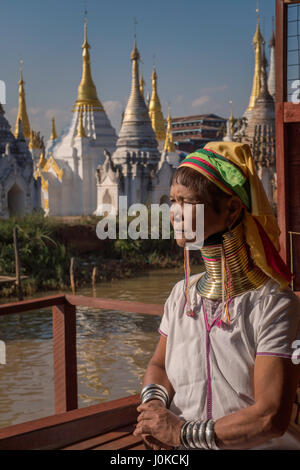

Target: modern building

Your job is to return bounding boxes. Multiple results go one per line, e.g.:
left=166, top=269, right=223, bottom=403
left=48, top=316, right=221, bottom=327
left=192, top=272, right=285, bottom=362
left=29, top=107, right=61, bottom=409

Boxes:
left=170, top=114, right=226, bottom=153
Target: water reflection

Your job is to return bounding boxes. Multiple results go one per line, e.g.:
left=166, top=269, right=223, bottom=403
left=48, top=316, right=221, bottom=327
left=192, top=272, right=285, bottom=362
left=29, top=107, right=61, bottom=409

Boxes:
left=0, top=266, right=202, bottom=428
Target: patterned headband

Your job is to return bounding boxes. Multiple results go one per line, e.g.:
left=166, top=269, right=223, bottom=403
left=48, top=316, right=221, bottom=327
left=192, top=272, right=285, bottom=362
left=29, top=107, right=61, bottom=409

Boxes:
left=178, top=147, right=252, bottom=212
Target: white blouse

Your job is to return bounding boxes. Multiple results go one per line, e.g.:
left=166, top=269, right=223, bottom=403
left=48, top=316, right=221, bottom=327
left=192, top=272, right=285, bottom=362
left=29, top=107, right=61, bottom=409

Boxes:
left=158, top=273, right=300, bottom=450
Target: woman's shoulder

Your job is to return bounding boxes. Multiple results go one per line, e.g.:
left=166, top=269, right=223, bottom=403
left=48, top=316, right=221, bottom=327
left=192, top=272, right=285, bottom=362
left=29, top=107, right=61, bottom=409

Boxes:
left=248, top=278, right=300, bottom=330
left=258, top=278, right=300, bottom=305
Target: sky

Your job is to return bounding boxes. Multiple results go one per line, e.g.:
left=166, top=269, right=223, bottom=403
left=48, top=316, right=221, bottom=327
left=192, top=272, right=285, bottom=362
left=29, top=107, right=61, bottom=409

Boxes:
left=0, top=0, right=276, bottom=141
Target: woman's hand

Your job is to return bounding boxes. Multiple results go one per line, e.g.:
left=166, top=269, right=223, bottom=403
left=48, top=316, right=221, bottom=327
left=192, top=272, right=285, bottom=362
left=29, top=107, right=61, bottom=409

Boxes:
left=133, top=399, right=185, bottom=448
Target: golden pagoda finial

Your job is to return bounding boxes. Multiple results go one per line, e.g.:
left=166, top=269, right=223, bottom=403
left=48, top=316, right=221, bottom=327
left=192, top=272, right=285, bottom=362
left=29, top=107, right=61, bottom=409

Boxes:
left=131, top=17, right=140, bottom=61
left=148, top=63, right=166, bottom=142
left=164, top=105, right=175, bottom=153
left=74, top=15, right=104, bottom=111
left=14, top=59, right=31, bottom=139
left=50, top=116, right=58, bottom=140
left=139, top=72, right=145, bottom=97
left=246, top=8, right=264, bottom=113
left=77, top=107, right=87, bottom=137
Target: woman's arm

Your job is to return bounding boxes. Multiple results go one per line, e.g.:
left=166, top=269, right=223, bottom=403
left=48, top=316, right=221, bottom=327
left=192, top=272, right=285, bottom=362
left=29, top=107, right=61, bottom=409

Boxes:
left=136, top=335, right=178, bottom=450
left=135, top=355, right=300, bottom=449
left=142, top=334, right=175, bottom=402
left=214, top=355, right=300, bottom=449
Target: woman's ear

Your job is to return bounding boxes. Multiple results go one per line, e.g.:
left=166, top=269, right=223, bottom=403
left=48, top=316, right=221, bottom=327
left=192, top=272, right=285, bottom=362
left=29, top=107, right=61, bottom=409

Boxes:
left=227, top=196, right=243, bottom=227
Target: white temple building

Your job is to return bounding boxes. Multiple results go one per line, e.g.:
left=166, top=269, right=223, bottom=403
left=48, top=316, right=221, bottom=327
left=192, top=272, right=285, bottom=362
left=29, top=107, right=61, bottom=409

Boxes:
left=0, top=104, right=40, bottom=218
left=227, top=14, right=277, bottom=211
left=35, top=20, right=118, bottom=216
left=94, top=38, right=177, bottom=215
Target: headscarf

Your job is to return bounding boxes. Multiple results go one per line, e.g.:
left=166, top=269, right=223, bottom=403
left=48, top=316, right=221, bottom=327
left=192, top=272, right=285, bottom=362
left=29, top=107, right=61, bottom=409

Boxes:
left=178, top=141, right=293, bottom=317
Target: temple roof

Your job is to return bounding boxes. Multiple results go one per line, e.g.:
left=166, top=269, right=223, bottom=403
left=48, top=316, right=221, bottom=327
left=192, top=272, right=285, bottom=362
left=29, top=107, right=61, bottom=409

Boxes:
left=114, top=38, right=158, bottom=155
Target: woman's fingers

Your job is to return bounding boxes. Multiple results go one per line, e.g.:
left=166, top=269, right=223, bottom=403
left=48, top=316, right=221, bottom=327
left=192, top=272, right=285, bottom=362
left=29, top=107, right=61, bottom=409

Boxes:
left=137, top=411, right=153, bottom=422
left=134, top=422, right=151, bottom=436
left=137, top=400, right=165, bottom=413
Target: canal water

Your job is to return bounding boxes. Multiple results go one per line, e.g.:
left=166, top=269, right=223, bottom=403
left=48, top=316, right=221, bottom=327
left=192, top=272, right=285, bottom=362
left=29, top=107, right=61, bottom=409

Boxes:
left=0, top=266, right=202, bottom=429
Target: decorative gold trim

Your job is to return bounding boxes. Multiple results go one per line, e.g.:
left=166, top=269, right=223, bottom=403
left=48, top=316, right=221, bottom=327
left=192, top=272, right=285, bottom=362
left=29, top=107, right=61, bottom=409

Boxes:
left=50, top=116, right=58, bottom=140
left=164, top=107, right=176, bottom=153
left=14, top=61, right=31, bottom=139
left=148, top=66, right=166, bottom=141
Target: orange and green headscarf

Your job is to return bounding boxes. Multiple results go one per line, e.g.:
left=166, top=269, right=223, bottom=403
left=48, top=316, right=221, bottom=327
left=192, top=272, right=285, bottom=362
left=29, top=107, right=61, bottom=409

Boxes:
left=179, top=147, right=251, bottom=212
left=179, top=141, right=293, bottom=293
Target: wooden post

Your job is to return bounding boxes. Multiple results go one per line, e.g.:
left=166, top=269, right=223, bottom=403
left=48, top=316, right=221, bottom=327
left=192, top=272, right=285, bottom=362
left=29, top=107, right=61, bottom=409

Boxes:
left=275, top=0, right=289, bottom=263
left=92, top=266, right=97, bottom=289
left=52, top=301, right=78, bottom=414
left=13, top=226, right=23, bottom=301
left=70, top=257, right=75, bottom=294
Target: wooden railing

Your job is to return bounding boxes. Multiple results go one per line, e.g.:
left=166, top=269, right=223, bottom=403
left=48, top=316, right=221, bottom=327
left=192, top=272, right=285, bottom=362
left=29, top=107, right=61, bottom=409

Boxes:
left=1, top=291, right=299, bottom=436
left=0, top=294, right=164, bottom=415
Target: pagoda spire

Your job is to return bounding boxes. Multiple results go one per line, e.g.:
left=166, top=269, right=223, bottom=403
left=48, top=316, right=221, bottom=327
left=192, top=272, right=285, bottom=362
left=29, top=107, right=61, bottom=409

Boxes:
left=114, top=32, right=158, bottom=160
left=229, top=99, right=235, bottom=134
left=14, top=60, right=31, bottom=139
left=164, top=106, right=175, bottom=153
left=268, top=18, right=276, bottom=100
left=148, top=64, right=166, bottom=142
left=139, top=72, right=145, bottom=98
left=50, top=116, right=58, bottom=140
left=245, top=8, right=264, bottom=115
left=74, top=17, right=104, bottom=111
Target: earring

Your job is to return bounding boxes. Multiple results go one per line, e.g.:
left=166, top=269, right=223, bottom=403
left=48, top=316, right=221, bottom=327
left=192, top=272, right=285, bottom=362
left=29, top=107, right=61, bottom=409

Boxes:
left=226, top=224, right=232, bottom=239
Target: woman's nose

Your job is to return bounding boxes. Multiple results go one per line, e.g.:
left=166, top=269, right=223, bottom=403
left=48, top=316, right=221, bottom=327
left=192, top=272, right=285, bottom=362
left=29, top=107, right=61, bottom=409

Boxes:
left=171, top=203, right=184, bottom=223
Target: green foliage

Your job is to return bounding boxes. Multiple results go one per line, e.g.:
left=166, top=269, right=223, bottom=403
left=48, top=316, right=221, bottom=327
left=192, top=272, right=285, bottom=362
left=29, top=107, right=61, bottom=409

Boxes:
left=0, top=213, right=70, bottom=291
left=0, top=211, right=185, bottom=298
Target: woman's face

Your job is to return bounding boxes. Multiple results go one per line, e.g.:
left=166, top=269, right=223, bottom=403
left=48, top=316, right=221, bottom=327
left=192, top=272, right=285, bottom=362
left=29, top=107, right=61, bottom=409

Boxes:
left=169, top=183, right=238, bottom=247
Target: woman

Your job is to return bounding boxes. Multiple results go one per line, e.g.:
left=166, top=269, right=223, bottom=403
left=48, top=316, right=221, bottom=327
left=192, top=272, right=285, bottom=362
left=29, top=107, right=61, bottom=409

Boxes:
left=133, top=141, right=300, bottom=450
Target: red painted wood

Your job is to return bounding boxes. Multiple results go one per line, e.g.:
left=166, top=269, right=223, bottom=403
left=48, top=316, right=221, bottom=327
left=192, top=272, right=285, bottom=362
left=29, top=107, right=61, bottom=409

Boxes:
left=0, top=294, right=66, bottom=316
left=52, top=301, right=78, bottom=414
left=0, top=395, right=140, bottom=450
left=129, top=443, right=147, bottom=450
left=93, top=433, right=142, bottom=450
left=284, top=103, right=300, bottom=123
left=62, top=424, right=135, bottom=450
left=276, top=103, right=289, bottom=262
left=65, top=294, right=164, bottom=316
left=275, top=1, right=288, bottom=262
left=276, top=0, right=287, bottom=103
